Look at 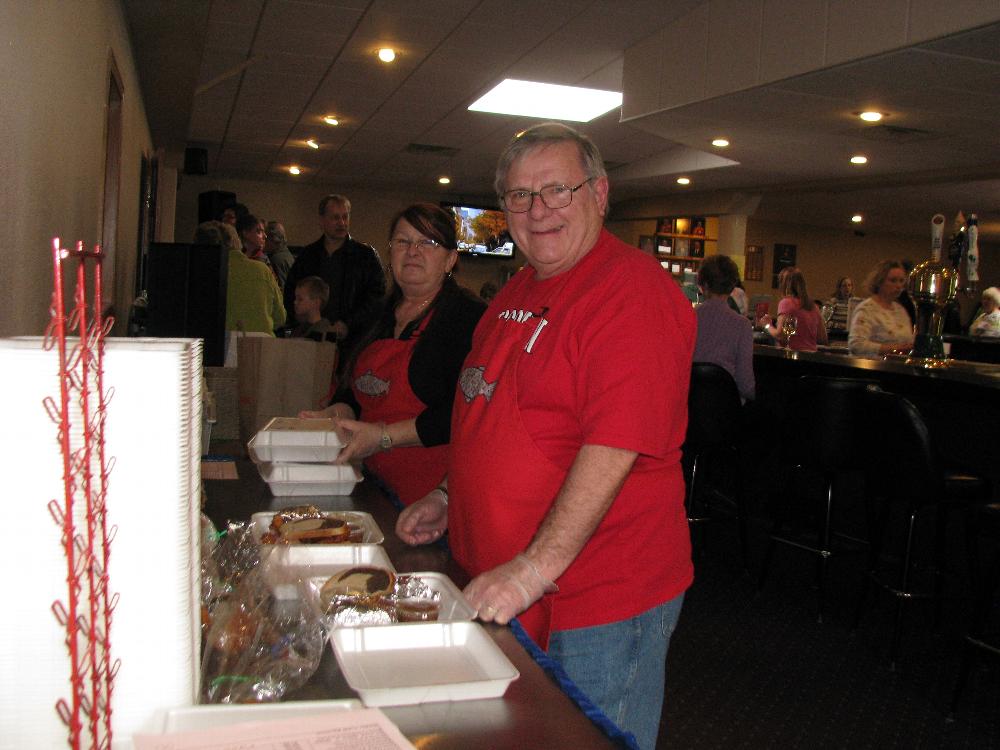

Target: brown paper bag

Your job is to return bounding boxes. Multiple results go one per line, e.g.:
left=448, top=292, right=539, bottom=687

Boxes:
left=237, top=337, right=338, bottom=445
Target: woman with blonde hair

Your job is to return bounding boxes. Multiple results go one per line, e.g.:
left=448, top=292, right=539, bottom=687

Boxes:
left=848, top=260, right=914, bottom=357
left=762, top=268, right=828, bottom=351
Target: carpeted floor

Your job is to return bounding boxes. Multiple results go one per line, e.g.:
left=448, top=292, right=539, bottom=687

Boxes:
left=658, top=512, right=1000, bottom=749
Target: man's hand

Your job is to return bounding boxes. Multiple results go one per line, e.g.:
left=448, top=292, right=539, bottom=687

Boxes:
left=463, top=554, right=558, bottom=625
left=332, top=320, right=349, bottom=341
left=395, top=490, right=448, bottom=546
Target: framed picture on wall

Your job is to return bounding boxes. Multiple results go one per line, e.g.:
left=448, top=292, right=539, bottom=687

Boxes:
left=656, top=217, right=674, bottom=234
left=690, top=239, right=704, bottom=258
left=771, top=243, right=797, bottom=288
left=638, top=235, right=655, bottom=255
left=745, top=245, right=763, bottom=281
left=656, top=235, right=673, bottom=255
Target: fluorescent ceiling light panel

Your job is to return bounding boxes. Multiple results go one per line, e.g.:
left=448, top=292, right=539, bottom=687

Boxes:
left=469, top=79, right=622, bottom=122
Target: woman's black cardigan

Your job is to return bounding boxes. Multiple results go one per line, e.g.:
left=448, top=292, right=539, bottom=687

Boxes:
left=336, top=279, right=488, bottom=446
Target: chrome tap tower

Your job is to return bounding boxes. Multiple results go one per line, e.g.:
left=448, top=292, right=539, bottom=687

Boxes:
left=908, top=214, right=958, bottom=362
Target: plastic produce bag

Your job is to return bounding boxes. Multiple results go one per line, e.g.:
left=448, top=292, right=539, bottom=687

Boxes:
left=200, top=568, right=323, bottom=703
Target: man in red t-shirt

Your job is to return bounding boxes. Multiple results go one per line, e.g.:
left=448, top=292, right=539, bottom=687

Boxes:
left=398, top=123, right=695, bottom=750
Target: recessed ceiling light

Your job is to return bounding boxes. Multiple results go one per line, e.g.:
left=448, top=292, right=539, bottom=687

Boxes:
left=468, top=79, right=622, bottom=122
left=438, top=176, right=451, bottom=185
left=851, top=214, right=863, bottom=223
left=289, top=166, right=301, bottom=175
left=850, top=155, right=868, bottom=165
left=323, top=115, right=339, bottom=126
left=377, top=48, right=396, bottom=63
left=859, top=111, right=883, bottom=122
left=677, top=177, right=691, bottom=185
left=306, top=139, right=319, bottom=149
left=711, top=138, right=730, bottom=148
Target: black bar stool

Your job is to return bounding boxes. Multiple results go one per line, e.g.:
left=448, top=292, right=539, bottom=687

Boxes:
left=682, top=362, right=748, bottom=568
left=854, top=389, right=990, bottom=667
left=949, top=502, right=1000, bottom=715
left=759, top=376, right=878, bottom=622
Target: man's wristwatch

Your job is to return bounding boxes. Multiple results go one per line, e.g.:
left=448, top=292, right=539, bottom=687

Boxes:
left=379, top=423, right=392, bottom=451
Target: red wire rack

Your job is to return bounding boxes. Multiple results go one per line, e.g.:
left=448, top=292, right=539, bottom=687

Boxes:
left=43, top=238, right=119, bottom=750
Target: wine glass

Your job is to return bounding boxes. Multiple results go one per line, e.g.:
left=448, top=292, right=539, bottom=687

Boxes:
left=781, top=314, right=797, bottom=350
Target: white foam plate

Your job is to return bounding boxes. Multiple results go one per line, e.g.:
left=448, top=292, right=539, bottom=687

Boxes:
left=260, top=543, right=395, bottom=584
left=257, top=462, right=362, bottom=497
left=249, top=417, right=343, bottom=463
left=252, top=510, right=384, bottom=545
left=331, top=622, right=519, bottom=706
left=155, top=700, right=361, bottom=733
left=306, top=571, right=475, bottom=625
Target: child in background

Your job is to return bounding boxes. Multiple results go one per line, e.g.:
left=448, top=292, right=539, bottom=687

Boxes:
left=291, top=276, right=335, bottom=341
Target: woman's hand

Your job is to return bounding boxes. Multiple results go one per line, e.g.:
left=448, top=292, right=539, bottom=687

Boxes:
left=334, top=419, right=383, bottom=463
left=395, top=490, right=449, bottom=546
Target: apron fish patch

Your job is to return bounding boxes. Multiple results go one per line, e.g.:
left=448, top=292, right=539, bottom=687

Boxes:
left=354, top=369, right=390, bottom=397
left=459, top=366, right=497, bottom=403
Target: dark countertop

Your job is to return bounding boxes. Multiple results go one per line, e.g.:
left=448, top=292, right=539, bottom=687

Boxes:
left=753, top=343, right=1000, bottom=389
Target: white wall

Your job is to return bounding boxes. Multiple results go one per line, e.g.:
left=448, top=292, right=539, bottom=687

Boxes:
left=0, top=0, right=152, bottom=337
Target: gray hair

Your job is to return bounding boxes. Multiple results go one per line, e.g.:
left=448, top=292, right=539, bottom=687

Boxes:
left=194, top=220, right=241, bottom=252
left=265, top=220, right=288, bottom=251
left=982, top=286, right=1000, bottom=306
left=494, top=122, right=607, bottom=202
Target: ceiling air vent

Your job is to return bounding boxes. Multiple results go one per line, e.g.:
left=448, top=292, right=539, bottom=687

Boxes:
left=858, top=124, right=939, bottom=143
left=404, top=143, right=460, bottom=157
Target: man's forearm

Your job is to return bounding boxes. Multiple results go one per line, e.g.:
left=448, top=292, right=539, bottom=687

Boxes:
left=524, top=444, right=638, bottom=583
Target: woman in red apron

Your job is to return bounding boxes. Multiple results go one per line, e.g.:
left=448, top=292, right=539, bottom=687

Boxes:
left=301, top=203, right=486, bottom=505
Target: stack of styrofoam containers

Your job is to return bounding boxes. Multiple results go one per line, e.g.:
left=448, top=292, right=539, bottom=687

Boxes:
left=248, top=417, right=361, bottom=496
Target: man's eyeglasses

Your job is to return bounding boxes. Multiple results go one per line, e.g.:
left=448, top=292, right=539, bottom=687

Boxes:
left=499, top=177, right=593, bottom=213
left=389, top=237, right=443, bottom=252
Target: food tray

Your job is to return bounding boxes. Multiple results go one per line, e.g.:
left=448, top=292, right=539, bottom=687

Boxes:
left=252, top=510, right=384, bottom=545
left=260, top=542, right=395, bottom=583
left=330, top=622, right=519, bottom=706
left=156, top=699, right=361, bottom=733
left=257, top=462, right=362, bottom=497
left=306, top=571, right=475, bottom=624
left=248, top=417, right=343, bottom=463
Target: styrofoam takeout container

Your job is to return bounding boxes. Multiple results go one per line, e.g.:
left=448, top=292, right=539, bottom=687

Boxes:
left=252, top=510, right=384, bottom=545
left=248, top=417, right=343, bottom=463
left=305, top=571, right=475, bottom=624
left=260, top=542, right=395, bottom=583
left=256, top=462, right=362, bottom=497
left=331, top=621, right=519, bottom=706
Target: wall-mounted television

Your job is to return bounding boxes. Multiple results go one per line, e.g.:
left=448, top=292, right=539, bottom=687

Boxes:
left=443, top=202, right=515, bottom=258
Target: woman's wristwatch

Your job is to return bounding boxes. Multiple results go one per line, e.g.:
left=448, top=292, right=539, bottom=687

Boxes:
left=379, top=423, right=392, bottom=451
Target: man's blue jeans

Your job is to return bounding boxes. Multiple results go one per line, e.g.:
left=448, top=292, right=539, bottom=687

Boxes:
left=546, top=593, right=685, bottom=750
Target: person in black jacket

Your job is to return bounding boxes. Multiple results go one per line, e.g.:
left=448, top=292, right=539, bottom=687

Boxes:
left=283, top=194, right=386, bottom=360
left=300, top=203, right=486, bottom=505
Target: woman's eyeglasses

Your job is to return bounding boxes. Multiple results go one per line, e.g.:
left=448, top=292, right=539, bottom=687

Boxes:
left=389, top=238, right=443, bottom=252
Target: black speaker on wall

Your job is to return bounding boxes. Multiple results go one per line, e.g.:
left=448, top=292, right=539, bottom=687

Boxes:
left=184, top=146, right=208, bottom=175
left=198, top=190, right=237, bottom=224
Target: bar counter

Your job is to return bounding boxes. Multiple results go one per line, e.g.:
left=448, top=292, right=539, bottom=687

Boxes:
left=202, top=446, right=617, bottom=749
left=753, top=343, right=1000, bottom=496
